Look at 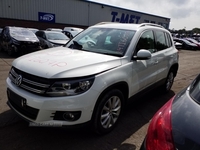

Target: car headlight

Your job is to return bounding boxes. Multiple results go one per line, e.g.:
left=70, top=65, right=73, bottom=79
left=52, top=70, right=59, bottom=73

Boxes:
left=46, top=77, right=95, bottom=97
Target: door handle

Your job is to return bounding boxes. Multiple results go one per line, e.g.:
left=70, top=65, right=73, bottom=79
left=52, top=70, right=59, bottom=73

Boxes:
left=154, top=60, right=159, bottom=64
left=152, top=60, right=158, bottom=65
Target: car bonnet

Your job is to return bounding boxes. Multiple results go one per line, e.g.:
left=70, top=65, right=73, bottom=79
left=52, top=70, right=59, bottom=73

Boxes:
left=12, top=47, right=122, bottom=78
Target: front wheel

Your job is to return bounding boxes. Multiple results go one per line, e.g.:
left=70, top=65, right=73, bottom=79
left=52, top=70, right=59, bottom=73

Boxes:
left=162, top=70, right=175, bottom=93
left=92, top=89, right=124, bottom=135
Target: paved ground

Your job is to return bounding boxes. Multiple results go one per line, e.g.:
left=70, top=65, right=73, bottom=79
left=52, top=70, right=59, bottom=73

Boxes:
left=0, top=49, right=200, bottom=150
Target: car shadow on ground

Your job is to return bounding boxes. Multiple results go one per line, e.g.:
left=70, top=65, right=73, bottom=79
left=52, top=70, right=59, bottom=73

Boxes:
left=0, top=51, right=21, bottom=59
left=0, top=88, right=175, bottom=150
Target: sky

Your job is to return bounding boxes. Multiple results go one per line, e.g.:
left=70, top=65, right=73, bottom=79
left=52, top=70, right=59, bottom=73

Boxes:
left=88, top=0, right=200, bottom=30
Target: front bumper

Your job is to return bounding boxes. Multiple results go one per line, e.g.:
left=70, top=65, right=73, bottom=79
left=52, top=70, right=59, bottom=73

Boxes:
left=6, top=77, right=99, bottom=127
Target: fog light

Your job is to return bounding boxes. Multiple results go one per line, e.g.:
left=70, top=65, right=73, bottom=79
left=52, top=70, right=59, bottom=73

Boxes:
left=63, top=112, right=75, bottom=120
left=53, top=111, right=81, bottom=121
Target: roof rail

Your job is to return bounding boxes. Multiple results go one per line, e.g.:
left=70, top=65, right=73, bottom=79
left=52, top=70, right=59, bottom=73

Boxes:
left=139, top=23, right=164, bottom=28
left=95, top=22, right=120, bottom=25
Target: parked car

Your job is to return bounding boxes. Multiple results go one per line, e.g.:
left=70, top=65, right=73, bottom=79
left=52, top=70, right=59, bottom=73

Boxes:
left=0, top=26, right=41, bottom=55
left=46, top=28, right=63, bottom=32
left=173, top=41, right=182, bottom=49
left=62, top=27, right=83, bottom=39
left=173, top=38, right=198, bottom=50
left=6, top=23, right=179, bottom=134
left=27, top=28, right=39, bottom=34
left=140, top=73, right=200, bottom=150
left=35, top=30, right=70, bottom=49
left=185, top=37, right=200, bottom=49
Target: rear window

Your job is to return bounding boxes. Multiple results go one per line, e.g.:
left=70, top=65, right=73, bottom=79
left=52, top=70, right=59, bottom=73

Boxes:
left=190, top=75, right=200, bottom=103
left=155, top=30, right=168, bottom=51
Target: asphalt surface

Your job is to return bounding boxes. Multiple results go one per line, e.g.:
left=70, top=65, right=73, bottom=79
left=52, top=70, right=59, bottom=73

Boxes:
left=0, top=49, right=200, bottom=150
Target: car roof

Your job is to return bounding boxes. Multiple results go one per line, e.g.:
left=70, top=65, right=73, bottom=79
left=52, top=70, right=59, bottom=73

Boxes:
left=46, top=28, right=63, bottom=32
left=63, top=27, right=83, bottom=31
left=40, top=30, right=64, bottom=34
left=91, top=22, right=166, bottom=31
left=7, top=26, right=27, bottom=30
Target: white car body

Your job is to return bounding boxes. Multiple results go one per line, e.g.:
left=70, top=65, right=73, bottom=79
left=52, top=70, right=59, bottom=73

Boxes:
left=6, top=23, right=179, bottom=133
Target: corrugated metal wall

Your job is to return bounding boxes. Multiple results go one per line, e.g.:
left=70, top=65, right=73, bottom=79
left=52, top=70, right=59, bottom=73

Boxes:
left=0, top=0, right=170, bottom=28
left=0, top=0, right=89, bottom=26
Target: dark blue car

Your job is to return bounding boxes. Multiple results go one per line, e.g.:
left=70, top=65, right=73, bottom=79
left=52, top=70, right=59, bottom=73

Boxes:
left=140, top=73, right=200, bottom=150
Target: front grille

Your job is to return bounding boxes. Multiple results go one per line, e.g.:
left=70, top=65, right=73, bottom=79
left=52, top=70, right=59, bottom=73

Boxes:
left=9, top=67, right=51, bottom=95
left=7, top=88, right=39, bottom=120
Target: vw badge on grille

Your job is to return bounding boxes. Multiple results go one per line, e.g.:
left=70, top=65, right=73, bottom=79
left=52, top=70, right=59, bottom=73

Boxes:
left=15, top=75, right=22, bottom=86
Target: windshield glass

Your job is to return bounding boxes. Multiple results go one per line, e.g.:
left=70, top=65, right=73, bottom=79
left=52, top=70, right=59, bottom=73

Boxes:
left=10, top=27, right=36, bottom=37
left=65, top=27, right=135, bottom=57
left=182, top=39, right=192, bottom=44
left=190, top=74, right=200, bottom=103
left=46, top=32, right=69, bottom=40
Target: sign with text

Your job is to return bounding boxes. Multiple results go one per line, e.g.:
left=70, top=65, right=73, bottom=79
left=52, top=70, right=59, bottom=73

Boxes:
left=38, top=12, right=55, bottom=23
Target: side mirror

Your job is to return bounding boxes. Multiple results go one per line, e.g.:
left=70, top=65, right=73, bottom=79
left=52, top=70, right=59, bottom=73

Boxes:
left=133, top=49, right=152, bottom=60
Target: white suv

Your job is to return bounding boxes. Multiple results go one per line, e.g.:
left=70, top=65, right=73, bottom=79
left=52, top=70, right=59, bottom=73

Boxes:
left=6, top=23, right=179, bottom=134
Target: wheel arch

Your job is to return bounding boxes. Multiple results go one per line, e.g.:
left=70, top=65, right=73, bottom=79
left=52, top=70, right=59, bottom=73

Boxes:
left=92, top=81, right=129, bottom=118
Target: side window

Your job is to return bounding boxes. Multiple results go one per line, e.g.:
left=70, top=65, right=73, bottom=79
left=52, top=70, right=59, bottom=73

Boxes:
left=36, top=31, right=44, bottom=39
left=165, top=32, right=172, bottom=47
left=2, top=28, right=9, bottom=39
left=155, top=31, right=168, bottom=51
left=41, top=33, right=46, bottom=39
left=64, top=31, right=73, bottom=39
left=35, top=31, right=41, bottom=37
left=136, top=30, right=156, bottom=53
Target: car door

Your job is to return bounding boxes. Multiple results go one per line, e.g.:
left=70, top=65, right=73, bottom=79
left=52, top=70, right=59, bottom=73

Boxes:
left=153, top=30, right=173, bottom=82
left=130, top=30, right=158, bottom=95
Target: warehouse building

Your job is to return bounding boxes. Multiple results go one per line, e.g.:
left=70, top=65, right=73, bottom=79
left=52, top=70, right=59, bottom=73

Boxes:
left=0, top=0, right=170, bottom=30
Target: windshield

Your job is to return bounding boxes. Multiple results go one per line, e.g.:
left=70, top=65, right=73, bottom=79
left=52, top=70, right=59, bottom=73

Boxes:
left=182, top=39, right=192, bottom=44
left=10, top=27, right=36, bottom=37
left=190, top=74, right=200, bottom=103
left=46, top=32, right=69, bottom=40
left=188, top=38, right=198, bottom=44
left=65, top=27, right=135, bottom=57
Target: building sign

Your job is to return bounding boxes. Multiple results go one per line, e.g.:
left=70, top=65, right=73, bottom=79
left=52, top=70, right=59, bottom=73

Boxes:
left=110, top=11, right=169, bottom=29
left=111, top=11, right=141, bottom=24
left=38, top=12, right=55, bottom=23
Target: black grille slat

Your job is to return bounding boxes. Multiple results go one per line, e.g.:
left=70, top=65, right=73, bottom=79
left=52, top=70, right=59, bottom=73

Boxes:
left=23, top=78, right=49, bottom=88
left=9, top=67, right=51, bottom=95
left=20, top=84, right=45, bottom=94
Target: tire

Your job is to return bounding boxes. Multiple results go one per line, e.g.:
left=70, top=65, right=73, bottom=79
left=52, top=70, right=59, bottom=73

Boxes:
left=92, top=89, right=124, bottom=135
left=7, top=47, right=14, bottom=56
left=162, top=70, right=175, bottom=93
